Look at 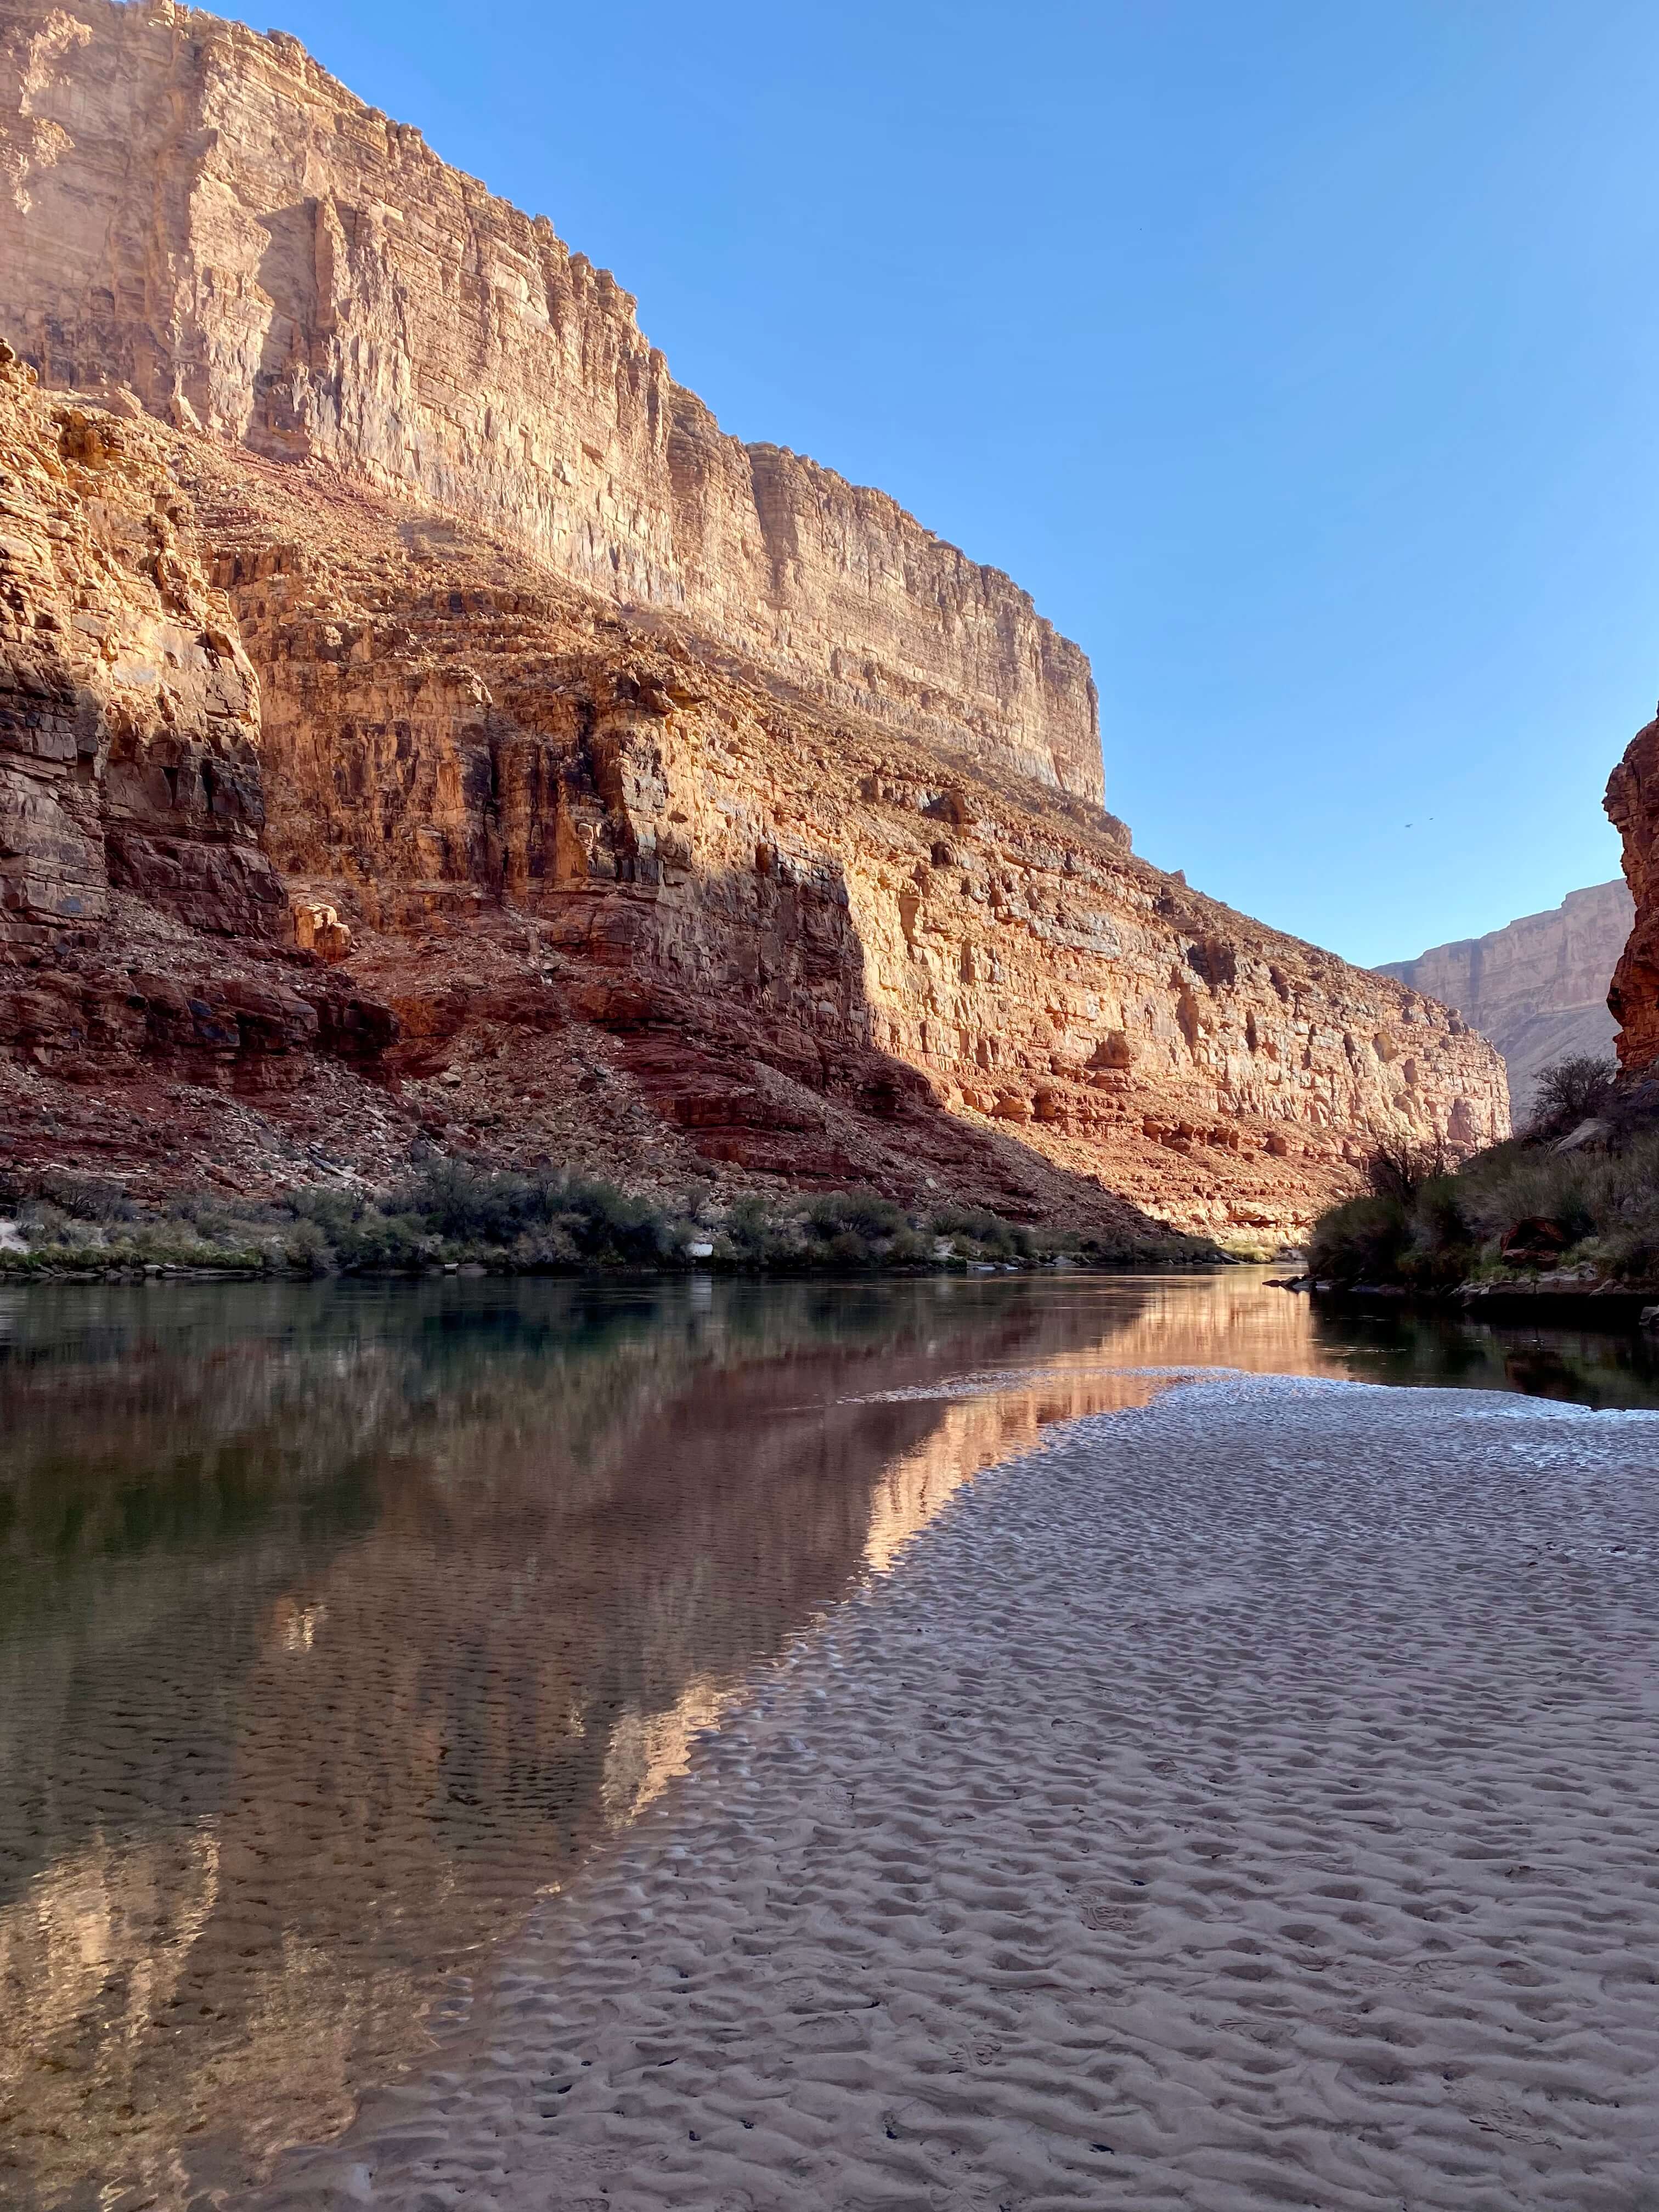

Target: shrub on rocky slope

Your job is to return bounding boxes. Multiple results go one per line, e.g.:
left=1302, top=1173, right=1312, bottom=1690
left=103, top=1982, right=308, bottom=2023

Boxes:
left=1308, top=1058, right=1659, bottom=1291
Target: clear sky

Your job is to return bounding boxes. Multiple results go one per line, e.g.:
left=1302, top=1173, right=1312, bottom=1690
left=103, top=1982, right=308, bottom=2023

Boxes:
left=216, top=0, right=1657, bottom=967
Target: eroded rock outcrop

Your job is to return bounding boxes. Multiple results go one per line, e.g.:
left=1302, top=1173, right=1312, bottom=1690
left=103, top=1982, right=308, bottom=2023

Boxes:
left=173, top=430, right=1504, bottom=1240
left=1377, top=881, right=1631, bottom=1119
left=1605, top=715, right=1659, bottom=1073
left=0, top=359, right=397, bottom=1108
left=0, top=8, right=1509, bottom=1244
left=0, top=0, right=1099, bottom=800
left=0, top=351, right=275, bottom=944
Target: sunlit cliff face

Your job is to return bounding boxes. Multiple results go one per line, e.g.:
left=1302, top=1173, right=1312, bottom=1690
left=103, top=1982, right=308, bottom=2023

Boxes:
left=0, top=4, right=1505, bottom=1246
left=0, top=0, right=1098, bottom=802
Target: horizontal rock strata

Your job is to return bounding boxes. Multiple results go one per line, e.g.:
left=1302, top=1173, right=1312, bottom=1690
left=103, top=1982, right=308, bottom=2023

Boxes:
left=0, top=0, right=1098, bottom=799
left=1378, top=881, right=1630, bottom=1119
left=0, top=2, right=1510, bottom=1245
left=0, top=360, right=1503, bottom=1245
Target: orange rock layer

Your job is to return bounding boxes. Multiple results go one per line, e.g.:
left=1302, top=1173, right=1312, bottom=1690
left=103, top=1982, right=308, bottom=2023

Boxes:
left=0, top=0, right=1099, bottom=800
left=0, top=362, right=1506, bottom=1243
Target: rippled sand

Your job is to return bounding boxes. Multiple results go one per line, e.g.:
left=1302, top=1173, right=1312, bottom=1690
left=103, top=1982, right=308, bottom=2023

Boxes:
left=259, top=1378, right=1659, bottom=2212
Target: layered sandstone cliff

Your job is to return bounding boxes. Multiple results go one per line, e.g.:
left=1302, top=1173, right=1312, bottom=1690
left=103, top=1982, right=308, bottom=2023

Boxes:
left=1377, top=881, right=1630, bottom=1119
left=0, top=359, right=1505, bottom=1244
left=0, top=5, right=1509, bottom=1247
left=0, top=362, right=397, bottom=1092
left=1605, top=715, right=1659, bottom=1073
left=0, top=0, right=1099, bottom=799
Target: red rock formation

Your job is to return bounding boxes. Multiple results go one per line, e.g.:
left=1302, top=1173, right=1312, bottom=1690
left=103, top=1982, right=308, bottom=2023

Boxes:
left=0, top=0, right=1100, bottom=802
left=1605, top=715, right=1659, bottom=1073
left=0, top=361, right=274, bottom=944
left=0, top=360, right=397, bottom=1119
left=0, top=8, right=1510, bottom=1245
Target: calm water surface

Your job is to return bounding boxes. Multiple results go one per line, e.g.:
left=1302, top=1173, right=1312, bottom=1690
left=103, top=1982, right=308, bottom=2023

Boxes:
left=3, top=1268, right=1656, bottom=2209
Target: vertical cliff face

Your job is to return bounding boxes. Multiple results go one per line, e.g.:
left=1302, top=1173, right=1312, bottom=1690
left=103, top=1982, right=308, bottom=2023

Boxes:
left=0, top=352, right=280, bottom=947
left=1376, top=881, right=1631, bottom=1119
left=0, top=0, right=1101, bottom=799
left=0, top=358, right=400, bottom=1106
left=1605, top=716, right=1659, bottom=1073
left=0, top=7, right=1510, bottom=1243
left=179, top=431, right=1506, bottom=1240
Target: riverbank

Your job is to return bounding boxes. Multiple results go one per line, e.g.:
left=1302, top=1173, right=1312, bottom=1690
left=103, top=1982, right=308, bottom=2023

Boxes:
left=1306, top=1069, right=1659, bottom=1310
left=0, top=1160, right=1218, bottom=1282
left=255, top=1374, right=1659, bottom=2211
left=1276, top=1272, right=1659, bottom=1329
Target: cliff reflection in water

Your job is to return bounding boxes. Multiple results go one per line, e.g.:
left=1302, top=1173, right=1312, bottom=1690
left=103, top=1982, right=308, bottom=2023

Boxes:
left=2, top=1268, right=1656, bottom=2210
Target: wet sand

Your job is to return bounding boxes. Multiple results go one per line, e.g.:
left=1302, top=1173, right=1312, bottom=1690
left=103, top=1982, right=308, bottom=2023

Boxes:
left=256, top=1376, right=1659, bottom=2211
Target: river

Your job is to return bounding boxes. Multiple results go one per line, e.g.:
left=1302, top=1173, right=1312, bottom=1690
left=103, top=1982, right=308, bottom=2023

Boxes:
left=3, top=1269, right=1656, bottom=2209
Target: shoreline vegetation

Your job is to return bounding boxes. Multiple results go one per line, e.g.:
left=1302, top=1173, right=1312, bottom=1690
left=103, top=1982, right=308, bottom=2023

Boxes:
left=1305, top=1054, right=1659, bottom=1317
left=0, top=1160, right=1218, bottom=1284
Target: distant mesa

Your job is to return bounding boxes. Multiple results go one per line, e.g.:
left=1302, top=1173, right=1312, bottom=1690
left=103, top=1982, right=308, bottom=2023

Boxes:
left=1376, top=881, right=1632, bottom=1121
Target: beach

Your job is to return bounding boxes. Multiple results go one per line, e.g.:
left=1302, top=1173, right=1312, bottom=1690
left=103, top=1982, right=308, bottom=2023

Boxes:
left=255, top=1375, right=1659, bottom=2211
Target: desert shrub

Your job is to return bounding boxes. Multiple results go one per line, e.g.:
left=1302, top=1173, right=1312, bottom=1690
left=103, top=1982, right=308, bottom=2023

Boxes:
left=885, top=1226, right=935, bottom=1266
left=1453, top=1143, right=1598, bottom=1249
left=559, top=1180, right=677, bottom=1265
left=1308, top=1193, right=1412, bottom=1285
left=0, top=1155, right=1215, bottom=1278
left=803, top=1191, right=906, bottom=1242
left=31, top=1171, right=139, bottom=1223
left=391, top=1160, right=539, bottom=1244
left=1528, top=1053, right=1617, bottom=1138
left=820, top=1228, right=878, bottom=1268
left=378, top=1163, right=676, bottom=1265
left=509, top=1222, right=583, bottom=1269
left=718, top=1195, right=801, bottom=1267
left=928, top=1203, right=1034, bottom=1260
left=281, top=1217, right=334, bottom=1274
left=1363, top=1138, right=1448, bottom=1205
left=15, top=1199, right=74, bottom=1245
left=1311, top=1113, right=1659, bottom=1290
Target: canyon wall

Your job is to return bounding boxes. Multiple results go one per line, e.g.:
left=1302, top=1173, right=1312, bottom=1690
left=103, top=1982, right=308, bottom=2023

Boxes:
left=1605, top=714, right=1659, bottom=1073
left=0, top=4, right=1510, bottom=1247
left=0, top=352, right=279, bottom=947
left=0, top=362, right=402, bottom=1103
left=0, top=0, right=1101, bottom=800
left=1377, top=880, right=1630, bottom=1120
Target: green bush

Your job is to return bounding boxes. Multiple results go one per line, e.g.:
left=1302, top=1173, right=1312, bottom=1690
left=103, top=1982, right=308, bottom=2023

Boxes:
left=1309, top=1063, right=1659, bottom=1291
left=0, top=1160, right=1211, bottom=1278
left=804, top=1191, right=906, bottom=1242
left=929, top=1203, right=1033, bottom=1259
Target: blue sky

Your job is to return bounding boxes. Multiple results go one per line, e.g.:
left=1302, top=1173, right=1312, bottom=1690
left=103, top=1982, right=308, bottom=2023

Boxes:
left=217, top=0, right=1657, bottom=966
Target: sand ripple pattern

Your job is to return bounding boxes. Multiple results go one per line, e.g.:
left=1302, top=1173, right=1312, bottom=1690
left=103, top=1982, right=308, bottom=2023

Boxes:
left=263, top=1379, right=1659, bottom=2210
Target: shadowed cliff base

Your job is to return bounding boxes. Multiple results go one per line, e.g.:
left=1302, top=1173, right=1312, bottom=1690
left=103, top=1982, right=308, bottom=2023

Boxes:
left=1606, top=709, right=1659, bottom=1078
